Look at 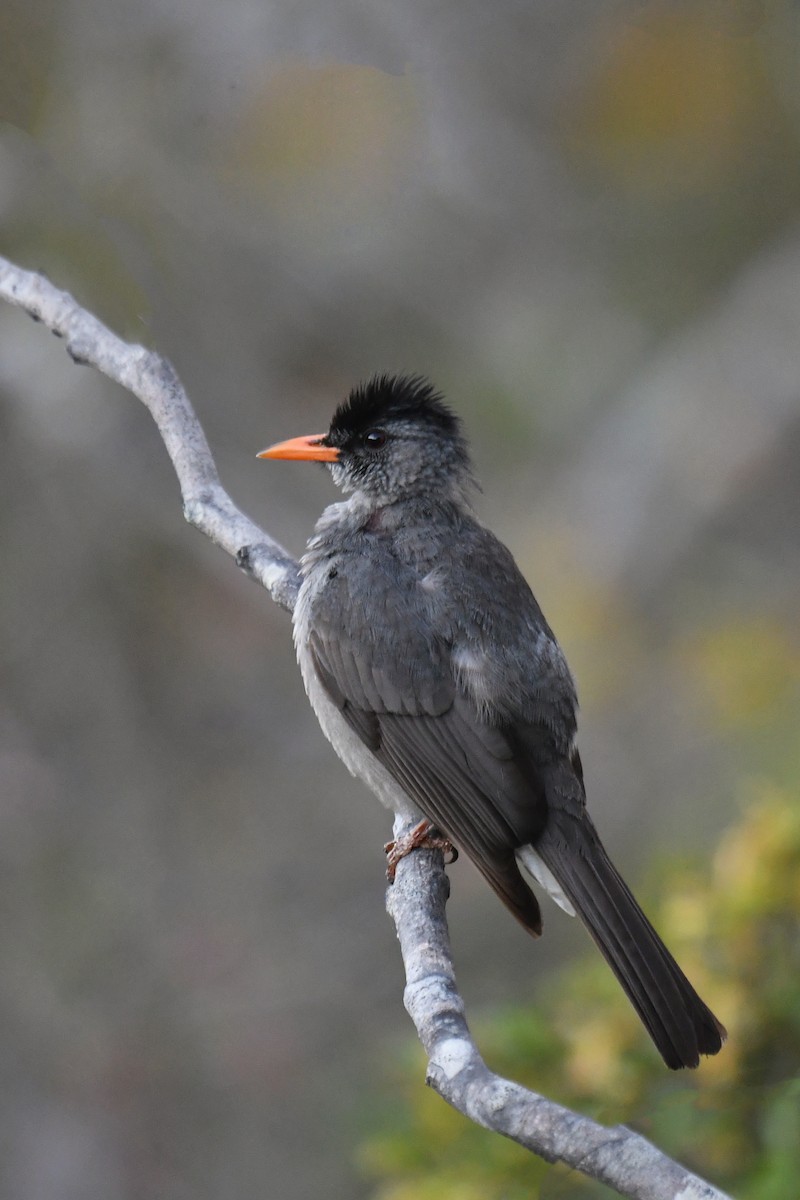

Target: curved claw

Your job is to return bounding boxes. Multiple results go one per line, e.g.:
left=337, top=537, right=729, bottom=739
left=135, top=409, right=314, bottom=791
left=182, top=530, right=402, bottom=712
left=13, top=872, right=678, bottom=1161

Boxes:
left=385, top=819, right=458, bottom=881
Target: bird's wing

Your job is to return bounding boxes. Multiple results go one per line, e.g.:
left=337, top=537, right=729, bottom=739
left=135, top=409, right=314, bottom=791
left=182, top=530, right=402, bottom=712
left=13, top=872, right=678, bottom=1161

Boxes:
left=305, top=550, right=727, bottom=1068
left=306, top=567, right=546, bottom=934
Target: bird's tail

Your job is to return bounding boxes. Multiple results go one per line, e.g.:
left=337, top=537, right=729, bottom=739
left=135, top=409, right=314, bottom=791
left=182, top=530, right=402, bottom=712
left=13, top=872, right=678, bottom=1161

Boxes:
left=529, top=810, right=726, bottom=1070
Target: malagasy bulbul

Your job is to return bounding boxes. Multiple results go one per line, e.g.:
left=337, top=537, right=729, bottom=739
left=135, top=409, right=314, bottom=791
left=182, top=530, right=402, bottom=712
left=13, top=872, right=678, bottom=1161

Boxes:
left=259, top=373, right=725, bottom=1070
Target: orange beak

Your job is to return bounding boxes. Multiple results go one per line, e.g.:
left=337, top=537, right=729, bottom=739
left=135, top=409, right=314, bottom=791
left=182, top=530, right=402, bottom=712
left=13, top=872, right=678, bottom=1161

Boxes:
left=257, top=433, right=339, bottom=462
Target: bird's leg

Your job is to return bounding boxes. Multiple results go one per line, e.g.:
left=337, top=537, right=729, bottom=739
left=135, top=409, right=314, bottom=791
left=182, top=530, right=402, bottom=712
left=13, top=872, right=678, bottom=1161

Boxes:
left=384, top=818, right=458, bottom=882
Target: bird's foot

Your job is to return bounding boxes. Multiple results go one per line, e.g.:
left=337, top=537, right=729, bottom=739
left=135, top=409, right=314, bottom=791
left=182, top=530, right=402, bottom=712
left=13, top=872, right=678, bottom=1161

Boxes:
left=384, top=819, right=458, bottom=882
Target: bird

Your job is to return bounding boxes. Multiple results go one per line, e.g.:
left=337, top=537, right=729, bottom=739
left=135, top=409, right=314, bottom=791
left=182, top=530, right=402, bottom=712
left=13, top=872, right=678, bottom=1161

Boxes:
left=258, top=372, right=726, bottom=1070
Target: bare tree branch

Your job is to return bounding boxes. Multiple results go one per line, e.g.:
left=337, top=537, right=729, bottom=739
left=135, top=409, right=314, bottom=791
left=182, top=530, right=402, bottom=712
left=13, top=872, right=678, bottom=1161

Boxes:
left=0, top=257, right=300, bottom=613
left=388, top=816, right=732, bottom=1200
left=0, top=254, right=732, bottom=1200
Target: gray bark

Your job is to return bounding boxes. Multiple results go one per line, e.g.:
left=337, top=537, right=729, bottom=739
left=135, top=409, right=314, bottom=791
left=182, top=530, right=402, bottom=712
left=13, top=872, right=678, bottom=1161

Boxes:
left=0, top=254, right=733, bottom=1200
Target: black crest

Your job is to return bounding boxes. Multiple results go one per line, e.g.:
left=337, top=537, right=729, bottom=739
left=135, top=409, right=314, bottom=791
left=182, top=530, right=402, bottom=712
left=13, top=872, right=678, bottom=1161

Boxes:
left=329, top=374, right=461, bottom=440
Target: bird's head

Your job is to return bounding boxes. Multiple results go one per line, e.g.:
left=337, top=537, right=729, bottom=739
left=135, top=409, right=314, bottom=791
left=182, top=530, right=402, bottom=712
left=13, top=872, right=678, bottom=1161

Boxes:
left=259, top=374, right=474, bottom=504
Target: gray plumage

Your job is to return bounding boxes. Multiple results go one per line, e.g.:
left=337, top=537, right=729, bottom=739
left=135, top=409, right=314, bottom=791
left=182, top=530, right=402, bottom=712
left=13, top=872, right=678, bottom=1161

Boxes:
left=274, top=374, right=725, bottom=1070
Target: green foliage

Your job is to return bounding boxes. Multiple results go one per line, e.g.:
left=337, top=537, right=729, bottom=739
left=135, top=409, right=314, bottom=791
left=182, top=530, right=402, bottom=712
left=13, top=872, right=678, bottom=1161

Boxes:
left=359, top=787, right=800, bottom=1198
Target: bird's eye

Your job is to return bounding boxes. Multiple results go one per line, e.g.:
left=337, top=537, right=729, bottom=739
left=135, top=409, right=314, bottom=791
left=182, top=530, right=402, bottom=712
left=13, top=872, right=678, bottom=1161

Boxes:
left=362, top=429, right=387, bottom=450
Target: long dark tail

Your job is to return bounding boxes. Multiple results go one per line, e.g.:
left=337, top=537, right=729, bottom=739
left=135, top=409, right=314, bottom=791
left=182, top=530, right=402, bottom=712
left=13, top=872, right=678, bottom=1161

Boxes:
left=532, top=811, right=726, bottom=1070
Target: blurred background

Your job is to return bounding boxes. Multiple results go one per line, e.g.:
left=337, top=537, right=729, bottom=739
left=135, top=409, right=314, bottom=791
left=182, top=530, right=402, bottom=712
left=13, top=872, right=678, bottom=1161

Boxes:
left=1, top=1, right=799, bottom=1197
